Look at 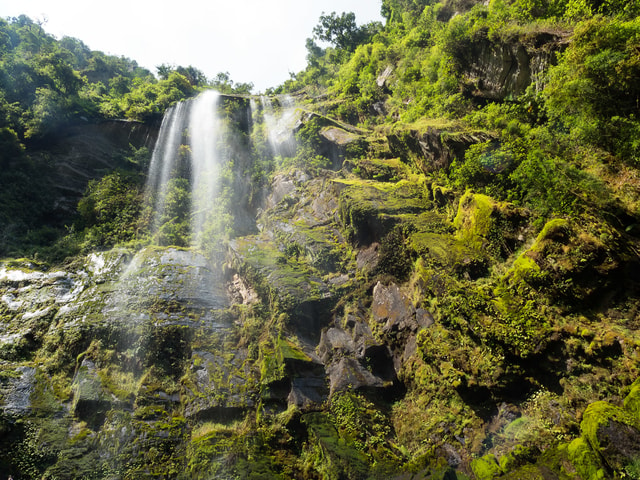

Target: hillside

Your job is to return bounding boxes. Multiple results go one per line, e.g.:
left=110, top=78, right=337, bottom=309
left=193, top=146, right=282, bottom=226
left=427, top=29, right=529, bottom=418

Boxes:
left=1, top=1, right=640, bottom=479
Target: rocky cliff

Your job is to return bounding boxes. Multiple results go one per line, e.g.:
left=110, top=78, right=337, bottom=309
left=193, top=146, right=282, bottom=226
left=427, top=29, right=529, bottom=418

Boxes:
left=2, top=25, right=640, bottom=480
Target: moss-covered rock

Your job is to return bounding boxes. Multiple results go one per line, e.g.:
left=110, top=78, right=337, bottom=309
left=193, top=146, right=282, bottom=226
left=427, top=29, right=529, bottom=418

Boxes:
left=453, top=191, right=524, bottom=258
left=302, top=411, right=371, bottom=479
left=471, top=453, right=503, bottom=479
left=623, top=377, right=640, bottom=420
left=567, top=437, right=607, bottom=480
left=504, top=217, right=623, bottom=304
left=71, top=358, right=112, bottom=428
left=580, top=400, right=640, bottom=472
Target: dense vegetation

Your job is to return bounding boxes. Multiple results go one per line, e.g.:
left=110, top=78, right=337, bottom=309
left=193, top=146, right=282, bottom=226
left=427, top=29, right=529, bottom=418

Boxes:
left=0, top=15, right=252, bottom=259
left=2, top=0, right=640, bottom=478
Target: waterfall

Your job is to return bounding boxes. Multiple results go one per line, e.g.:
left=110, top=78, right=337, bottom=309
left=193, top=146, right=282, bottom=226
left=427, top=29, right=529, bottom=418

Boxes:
left=144, top=90, right=223, bottom=248
left=144, top=91, right=300, bottom=249
left=188, top=90, right=222, bottom=247
left=258, top=94, right=297, bottom=159
left=145, top=101, right=189, bottom=235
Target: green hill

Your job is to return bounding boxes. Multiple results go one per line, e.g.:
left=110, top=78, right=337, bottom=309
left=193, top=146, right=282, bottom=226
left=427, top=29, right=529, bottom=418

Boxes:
left=1, top=1, right=640, bottom=478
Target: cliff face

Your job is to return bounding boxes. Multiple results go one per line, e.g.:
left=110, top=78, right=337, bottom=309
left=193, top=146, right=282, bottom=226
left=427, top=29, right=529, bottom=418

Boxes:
left=36, top=120, right=158, bottom=216
left=458, top=30, right=569, bottom=100
left=1, top=27, right=640, bottom=480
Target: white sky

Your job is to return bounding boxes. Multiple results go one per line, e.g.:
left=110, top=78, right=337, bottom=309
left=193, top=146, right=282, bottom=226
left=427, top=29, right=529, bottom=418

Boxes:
left=2, top=1, right=384, bottom=92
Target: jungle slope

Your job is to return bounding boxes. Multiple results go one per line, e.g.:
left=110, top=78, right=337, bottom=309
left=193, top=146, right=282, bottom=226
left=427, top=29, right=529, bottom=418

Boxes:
left=2, top=1, right=640, bottom=479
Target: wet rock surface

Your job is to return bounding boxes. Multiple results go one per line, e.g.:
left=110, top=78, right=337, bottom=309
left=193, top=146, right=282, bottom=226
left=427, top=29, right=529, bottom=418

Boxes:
left=36, top=120, right=158, bottom=218
left=0, top=366, right=36, bottom=416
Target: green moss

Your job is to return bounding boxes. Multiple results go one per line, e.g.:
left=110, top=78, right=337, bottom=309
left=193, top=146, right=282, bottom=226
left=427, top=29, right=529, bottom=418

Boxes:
left=231, top=235, right=325, bottom=309
left=453, top=191, right=499, bottom=254
left=410, top=231, right=487, bottom=274
left=581, top=401, right=638, bottom=450
left=534, top=218, right=570, bottom=249
left=259, top=343, right=285, bottom=386
left=302, top=412, right=371, bottom=480
left=336, top=177, right=430, bottom=244
left=277, top=337, right=312, bottom=362
left=350, top=157, right=407, bottom=181
left=568, top=437, right=607, bottom=480
left=499, top=444, right=540, bottom=472
left=508, top=253, right=544, bottom=287
left=623, top=378, right=640, bottom=420
left=97, top=365, right=138, bottom=402
left=31, top=369, right=64, bottom=416
left=471, top=453, right=503, bottom=480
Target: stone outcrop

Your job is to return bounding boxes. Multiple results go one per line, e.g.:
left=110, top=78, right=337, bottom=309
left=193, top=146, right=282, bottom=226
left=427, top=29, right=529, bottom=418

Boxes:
left=458, top=29, right=569, bottom=100
left=71, top=358, right=112, bottom=427
left=0, top=366, right=36, bottom=416
left=371, top=282, right=433, bottom=372
left=387, top=128, right=494, bottom=173
left=36, top=120, right=158, bottom=217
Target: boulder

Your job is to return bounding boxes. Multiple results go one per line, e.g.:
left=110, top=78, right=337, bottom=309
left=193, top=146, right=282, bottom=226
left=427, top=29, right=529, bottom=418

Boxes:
left=317, top=327, right=356, bottom=363
left=581, top=401, right=640, bottom=472
left=280, top=340, right=328, bottom=409
left=72, top=359, right=111, bottom=427
left=371, top=282, right=419, bottom=334
left=326, top=357, right=386, bottom=395
left=0, top=366, right=36, bottom=416
left=356, top=243, right=380, bottom=273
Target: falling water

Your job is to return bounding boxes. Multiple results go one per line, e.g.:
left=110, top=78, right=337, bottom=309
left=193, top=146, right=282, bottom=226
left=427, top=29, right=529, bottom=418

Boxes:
left=144, top=91, right=301, bottom=249
left=145, top=101, right=189, bottom=234
left=144, top=90, right=223, bottom=247
left=188, top=90, right=222, bottom=247
left=259, top=94, right=298, bottom=158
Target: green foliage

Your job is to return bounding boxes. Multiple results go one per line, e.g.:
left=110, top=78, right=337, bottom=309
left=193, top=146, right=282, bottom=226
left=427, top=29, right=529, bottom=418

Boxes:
left=544, top=16, right=640, bottom=164
left=381, top=0, right=435, bottom=24
left=471, top=454, right=503, bottom=479
left=289, top=115, right=332, bottom=171
left=77, top=170, right=145, bottom=248
left=313, top=11, right=382, bottom=52
left=208, top=71, right=254, bottom=94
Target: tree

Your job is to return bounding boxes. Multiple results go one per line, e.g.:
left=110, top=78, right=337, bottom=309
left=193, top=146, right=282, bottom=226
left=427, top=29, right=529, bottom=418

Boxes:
left=381, top=0, right=434, bottom=23
left=157, top=64, right=208, bottom=87
left=156, top=64, right=173, bottom=80
left=176, top=65, right=207, bottom=87
left=313, top=12, right=382, bottom=52
left=209, top=71, right=254, bottom=94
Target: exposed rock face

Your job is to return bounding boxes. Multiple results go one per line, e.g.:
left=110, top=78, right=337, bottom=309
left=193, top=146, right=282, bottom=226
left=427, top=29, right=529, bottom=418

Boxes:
left=35, top=120, right=158, bottom=217
left=377, top=65, right=394, bottom=90
left=294, top=111, right=367, bottom=169
left=387, top=128, right=494, bottom=173
left=326, top=357, right=386, bottom=394
left=371, top=282, right=433, bottom=372
left=0, top=366, right=36, bottom=416
left=72, top=358, right=112, bottom=426
left=318, top=314, right=395, bottom=396
left=105, top=248, right=231, bottom=328
left=458, top=30, right=569, bottom=100
left=183, top=349, right=253, bottom=420
left=319, top=126, right=365, bottom=168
